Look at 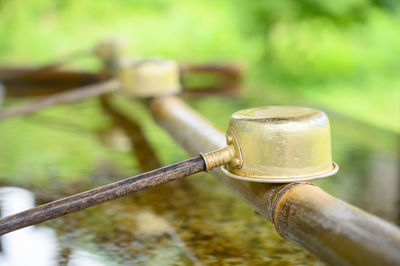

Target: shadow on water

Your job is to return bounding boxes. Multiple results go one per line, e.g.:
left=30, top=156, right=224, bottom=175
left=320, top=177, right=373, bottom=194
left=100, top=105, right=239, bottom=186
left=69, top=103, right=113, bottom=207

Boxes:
left=0, top=98, right=398, bottom=265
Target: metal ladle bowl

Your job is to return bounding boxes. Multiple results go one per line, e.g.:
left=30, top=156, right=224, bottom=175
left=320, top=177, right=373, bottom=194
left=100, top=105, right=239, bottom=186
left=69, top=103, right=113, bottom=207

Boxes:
left=221, top=106, right=338, bottom=183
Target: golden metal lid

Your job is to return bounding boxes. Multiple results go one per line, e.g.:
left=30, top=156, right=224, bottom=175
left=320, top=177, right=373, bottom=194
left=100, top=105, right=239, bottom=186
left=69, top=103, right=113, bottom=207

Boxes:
left=221, top=106, right=338, bottom=183
left=118, top=59, right=181, bottom=97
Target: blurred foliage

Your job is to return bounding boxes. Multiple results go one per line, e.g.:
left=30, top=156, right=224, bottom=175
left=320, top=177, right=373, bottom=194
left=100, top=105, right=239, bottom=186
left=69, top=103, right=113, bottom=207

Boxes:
left=0, top=0, right=399, bottom=182
left=239, top=0, right=398, bottom=31
left=236, top=0, right=400, bottom=132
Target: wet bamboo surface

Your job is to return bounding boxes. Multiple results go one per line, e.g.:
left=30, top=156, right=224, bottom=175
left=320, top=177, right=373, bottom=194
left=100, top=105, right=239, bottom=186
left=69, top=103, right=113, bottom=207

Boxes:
left=0, top=156, right=205, bottom=235
left=151, top=96, right=400, bottom=265
left=274, top=183, right=400, bottom=265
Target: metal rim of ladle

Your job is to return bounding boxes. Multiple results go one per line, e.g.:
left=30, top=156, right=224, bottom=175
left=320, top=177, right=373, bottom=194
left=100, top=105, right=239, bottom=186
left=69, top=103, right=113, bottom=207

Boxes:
left=220, top=162, right=339, bottom=183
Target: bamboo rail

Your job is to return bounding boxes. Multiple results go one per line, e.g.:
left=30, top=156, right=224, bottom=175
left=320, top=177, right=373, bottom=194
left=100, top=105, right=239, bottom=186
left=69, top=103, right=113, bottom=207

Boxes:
left=0, top=50, right=90, bottom=82
left=1, top=68, right=108, bottom=98
left=99, top=96, right=161, bottom=172
left=150, top=96, right=400, bottom=266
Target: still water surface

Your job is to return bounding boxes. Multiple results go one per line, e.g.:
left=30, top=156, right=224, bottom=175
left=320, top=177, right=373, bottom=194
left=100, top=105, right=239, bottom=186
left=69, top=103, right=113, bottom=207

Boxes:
left=0, top=99, right=398, bottom=265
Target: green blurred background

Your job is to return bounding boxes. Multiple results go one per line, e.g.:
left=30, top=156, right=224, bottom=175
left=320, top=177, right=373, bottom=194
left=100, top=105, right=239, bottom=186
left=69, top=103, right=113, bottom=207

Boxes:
left=0, top=0, right=399, bottom=183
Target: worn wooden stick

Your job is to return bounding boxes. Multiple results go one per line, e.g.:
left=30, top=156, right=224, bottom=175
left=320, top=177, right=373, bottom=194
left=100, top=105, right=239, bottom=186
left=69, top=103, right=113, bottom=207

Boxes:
left=0, top=79, right=120, bottom=121
left=0, top=156, right=205, bottom=235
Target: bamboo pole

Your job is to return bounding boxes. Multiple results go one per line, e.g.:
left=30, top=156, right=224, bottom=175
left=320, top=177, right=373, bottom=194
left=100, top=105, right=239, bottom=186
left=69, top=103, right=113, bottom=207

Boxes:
left=0, top=50, right=90, bottom=82
left=0, top=79, right=120, bottom=121
left=99, top=96, right=161, bottom=172
left=1, top=68, right=108, bottom=98
left=150, top=96, right=400, bottom=266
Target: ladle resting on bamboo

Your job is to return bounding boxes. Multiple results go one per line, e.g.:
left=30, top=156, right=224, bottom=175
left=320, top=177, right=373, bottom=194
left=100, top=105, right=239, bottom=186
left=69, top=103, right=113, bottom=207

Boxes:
left=0, top=146, right=235, bottom=235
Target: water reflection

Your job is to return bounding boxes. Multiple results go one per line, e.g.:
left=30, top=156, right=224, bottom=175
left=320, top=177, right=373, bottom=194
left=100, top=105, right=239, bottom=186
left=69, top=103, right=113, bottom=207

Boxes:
left=0, top=187, right=117, bottom=266
left=364, top=154, right=399, bottom=222
left=0, top=98, right=398, bottom=265
left=0, top=187, right=58, bottom=266
left=67, top=250, right=109, bottom=266
left=315, top=114, right=400, bottom=225
left=44, top=178, right=318, bottom=265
